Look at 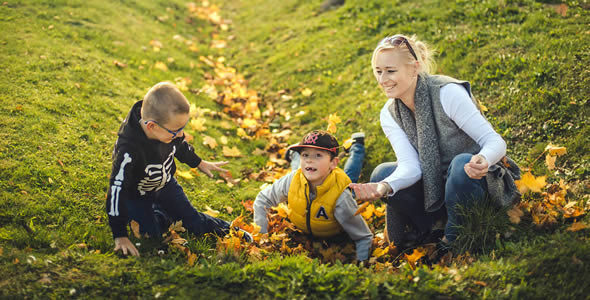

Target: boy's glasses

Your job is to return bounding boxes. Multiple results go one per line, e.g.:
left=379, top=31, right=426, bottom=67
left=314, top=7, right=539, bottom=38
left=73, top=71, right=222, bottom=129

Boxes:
left=142, top=119, right=188, bottom=139
left=380, top=35, right=418, bottom=61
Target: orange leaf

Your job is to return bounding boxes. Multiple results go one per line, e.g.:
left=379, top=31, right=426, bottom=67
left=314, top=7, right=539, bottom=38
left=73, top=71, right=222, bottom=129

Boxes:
left=187, top=252, right=197, bottom=266
left=241, top=200, right=254, bottom=212
left=404, top=248, right=425, bottom=269
left=113, top=60, right=127, bottom=68
left=515, top=172, right=546, bottom=194
left=567, top=221, right=586, bottom=232
left=274, top=203, right=290, bottom=218
left=361, top=203, right=376, bottom=220
left=130, top=220, right=141, bottom=238
left=354, top=202, right=369, bottom=216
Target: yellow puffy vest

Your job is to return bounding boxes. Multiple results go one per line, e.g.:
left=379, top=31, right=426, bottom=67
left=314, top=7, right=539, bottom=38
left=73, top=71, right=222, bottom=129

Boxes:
left=287, top=167, right=352, bottom=238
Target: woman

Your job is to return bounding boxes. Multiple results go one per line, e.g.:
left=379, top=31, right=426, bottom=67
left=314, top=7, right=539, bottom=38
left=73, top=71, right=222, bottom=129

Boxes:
left=349, top=34, right=520, bottom=251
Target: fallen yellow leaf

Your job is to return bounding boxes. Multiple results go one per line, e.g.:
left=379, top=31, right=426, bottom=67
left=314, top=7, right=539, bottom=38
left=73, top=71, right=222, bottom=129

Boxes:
left=154, top=61, right=168, bottom=71
left=222, top=146, right=242, bottom=157
left=301, top=88, right=313, bottom=97
left=203, top=205, right=220, bottom=217
left=203, top=135, right=218, bottom=149
left=354, top=202, right=370, bottom=216
left=404, top=248, right=425, bottom=269
left=545, top=144, right=567, bottom=156
left=545, top=154, right=557, bottom=170
left=515, top=172, right=546, bottom=194
left=176, top=170, right=194, bottom=180
left=190, top=118, right=207, bottom=132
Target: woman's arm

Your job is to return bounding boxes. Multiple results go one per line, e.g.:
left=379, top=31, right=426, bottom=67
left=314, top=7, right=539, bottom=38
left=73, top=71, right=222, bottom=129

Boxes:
left=440, top=84, right=507, bottom=165
left=379, top=100, right=422, bottom=193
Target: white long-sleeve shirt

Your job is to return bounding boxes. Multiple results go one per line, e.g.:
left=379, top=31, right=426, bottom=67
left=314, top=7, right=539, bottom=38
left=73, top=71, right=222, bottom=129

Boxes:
left=253, top=171, right=374, bottom=261
left=380, top=83, right=507, bottom=194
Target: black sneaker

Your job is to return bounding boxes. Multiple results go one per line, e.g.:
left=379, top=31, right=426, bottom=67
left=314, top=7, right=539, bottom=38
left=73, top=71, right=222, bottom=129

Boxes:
left=234, top=227, right=253, bottom=243
left=343, top=132, right=365, bottom=153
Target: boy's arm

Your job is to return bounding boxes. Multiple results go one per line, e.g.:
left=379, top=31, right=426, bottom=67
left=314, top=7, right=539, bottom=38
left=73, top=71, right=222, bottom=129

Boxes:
left=173, top=136, right=202, bottom=168
left=106, top=150, right=136, bottom=239
left=334, top=190, right=374, bottom=261
left=253, top=171, right=295, bottom=233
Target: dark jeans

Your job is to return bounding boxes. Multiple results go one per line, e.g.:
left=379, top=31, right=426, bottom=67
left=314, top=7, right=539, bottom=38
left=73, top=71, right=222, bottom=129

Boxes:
left=125, top=178, right=230, bottom=238
left=370, top=153, right=487, bottom=245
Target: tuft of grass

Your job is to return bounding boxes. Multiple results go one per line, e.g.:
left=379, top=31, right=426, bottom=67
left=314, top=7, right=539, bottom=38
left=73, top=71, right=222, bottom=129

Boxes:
left=452, top=197, right=511, bottom=255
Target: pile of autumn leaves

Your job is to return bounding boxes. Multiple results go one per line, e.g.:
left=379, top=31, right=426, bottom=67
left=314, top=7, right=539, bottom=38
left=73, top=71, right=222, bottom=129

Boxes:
left=132, top=1, right=589, bottom=270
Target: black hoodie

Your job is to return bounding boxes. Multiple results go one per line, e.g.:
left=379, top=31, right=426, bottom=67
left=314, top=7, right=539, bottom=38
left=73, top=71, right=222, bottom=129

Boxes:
left=106, top=101, right=202, bottom=238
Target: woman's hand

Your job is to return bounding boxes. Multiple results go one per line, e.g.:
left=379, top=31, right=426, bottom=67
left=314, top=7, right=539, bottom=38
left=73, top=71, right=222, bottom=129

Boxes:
left=349, top=182, right=392, bottom=202
left=464, top=154, right=488, bottom=179
left=197, top=160, right=229, bottom=177
left=114, top=237, right=140, bottom=257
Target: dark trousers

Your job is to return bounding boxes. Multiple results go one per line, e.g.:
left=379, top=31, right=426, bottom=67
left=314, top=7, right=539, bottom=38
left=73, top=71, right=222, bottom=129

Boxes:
left=370, top=153, right=487, bottom=246
left=125, top=178, right=230, bottom=238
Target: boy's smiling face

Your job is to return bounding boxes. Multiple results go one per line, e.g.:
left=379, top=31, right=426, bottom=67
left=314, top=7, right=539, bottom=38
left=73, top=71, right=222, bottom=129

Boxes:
left=299, top=148, right=339, bottom=187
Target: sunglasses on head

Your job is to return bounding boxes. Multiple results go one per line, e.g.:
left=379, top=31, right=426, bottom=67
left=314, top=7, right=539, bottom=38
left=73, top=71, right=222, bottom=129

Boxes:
left=380, top=35, right=418, bottom=61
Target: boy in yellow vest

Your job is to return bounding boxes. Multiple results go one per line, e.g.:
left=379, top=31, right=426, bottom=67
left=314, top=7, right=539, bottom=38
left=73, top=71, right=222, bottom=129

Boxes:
left=253, top=130, right=373, bottom=261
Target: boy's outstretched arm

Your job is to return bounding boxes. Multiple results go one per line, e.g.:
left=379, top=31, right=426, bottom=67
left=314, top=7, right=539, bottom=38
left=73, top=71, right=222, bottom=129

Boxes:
left=334, top=190, right=374, bottom=261
left=197, top=160, right=229, bottom=177
left=253, top=171, right=295, bottom=233
left=114, top=237, right=140, bottom=256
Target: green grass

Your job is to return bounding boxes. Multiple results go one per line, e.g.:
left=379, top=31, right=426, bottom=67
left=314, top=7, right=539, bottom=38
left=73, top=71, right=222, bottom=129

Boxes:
left=1, top=0, right=589, bottom=299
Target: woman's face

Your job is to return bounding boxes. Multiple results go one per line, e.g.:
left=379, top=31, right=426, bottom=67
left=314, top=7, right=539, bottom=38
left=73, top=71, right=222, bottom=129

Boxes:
left=373, top=49, right=417, bottom=101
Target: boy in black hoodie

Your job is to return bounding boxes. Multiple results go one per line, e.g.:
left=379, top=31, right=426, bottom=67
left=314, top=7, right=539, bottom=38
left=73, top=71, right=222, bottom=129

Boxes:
left=106, top=82, right=246, bottom=256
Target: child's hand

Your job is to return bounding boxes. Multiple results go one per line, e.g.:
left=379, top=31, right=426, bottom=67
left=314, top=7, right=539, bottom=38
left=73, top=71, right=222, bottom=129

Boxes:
left=197, top=160, right=229, bottom=178
left=114, top=237, right=140, bottom=257
left=464, top=154, right=488, bottom=179
left=349, top=182, right=392, bottom=202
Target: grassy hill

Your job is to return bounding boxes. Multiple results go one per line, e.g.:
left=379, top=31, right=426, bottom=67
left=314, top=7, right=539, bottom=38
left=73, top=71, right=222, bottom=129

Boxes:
left=0, top=0, right=588, bottom=298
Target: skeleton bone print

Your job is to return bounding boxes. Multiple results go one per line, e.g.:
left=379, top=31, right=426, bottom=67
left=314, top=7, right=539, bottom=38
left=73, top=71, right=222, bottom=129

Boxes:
left=137, top=146, right=176, bottom=195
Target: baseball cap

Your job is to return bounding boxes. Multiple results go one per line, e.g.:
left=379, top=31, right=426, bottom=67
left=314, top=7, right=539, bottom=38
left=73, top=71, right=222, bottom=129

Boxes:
left=287, top=130, right=340, bottom=155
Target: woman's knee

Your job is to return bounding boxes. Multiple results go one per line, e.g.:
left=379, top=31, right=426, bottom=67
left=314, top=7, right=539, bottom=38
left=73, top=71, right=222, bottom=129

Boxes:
left=447, top=153, right=472, bottom=180
left=370, top=162, right=397, bottom=183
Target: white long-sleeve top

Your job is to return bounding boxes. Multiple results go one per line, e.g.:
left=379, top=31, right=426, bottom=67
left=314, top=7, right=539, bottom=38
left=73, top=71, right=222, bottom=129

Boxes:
left=253, top=171, right=374, bottom=261
left=380, top=83, right=507, bottom=194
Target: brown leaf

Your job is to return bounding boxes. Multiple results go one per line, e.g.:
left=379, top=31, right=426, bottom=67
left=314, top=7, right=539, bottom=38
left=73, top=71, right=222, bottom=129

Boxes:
left=241, top=200, right=254, bottom=212
left=113, top=60, right=127, bottom=68
left=130, top=220, right=141, bottom=238
left=567, top=221, right=586, bottom=232
left=507, top=205, right=524, bottom=224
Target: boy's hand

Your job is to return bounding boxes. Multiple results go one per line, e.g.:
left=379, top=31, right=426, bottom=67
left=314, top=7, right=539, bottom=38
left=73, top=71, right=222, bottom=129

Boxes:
left=197, top=160, right=229, bottom=178
left=349, top=182, right=392, bottom=202
left=114, top=237, right=140, bottom=257
left=464, top=154, right=488, bottom=180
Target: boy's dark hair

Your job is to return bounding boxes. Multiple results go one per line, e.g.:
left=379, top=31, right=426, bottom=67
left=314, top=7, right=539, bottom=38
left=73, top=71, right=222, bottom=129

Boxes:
left=288, top=130, right=339, bottom=159
left=142, top=82, right=190, bottom=124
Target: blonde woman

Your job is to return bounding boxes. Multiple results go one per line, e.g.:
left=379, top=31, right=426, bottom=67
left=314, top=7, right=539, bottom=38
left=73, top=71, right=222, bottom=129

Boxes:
left=349, top=34, right=520, bottom=253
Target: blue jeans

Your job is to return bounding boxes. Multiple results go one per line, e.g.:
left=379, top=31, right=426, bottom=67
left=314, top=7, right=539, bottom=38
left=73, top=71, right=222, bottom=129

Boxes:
left=371, top=153, right=487, bottom=244
left=289, top=142, right=365, bottom=183
left=125, top=178, right=230, bottom=238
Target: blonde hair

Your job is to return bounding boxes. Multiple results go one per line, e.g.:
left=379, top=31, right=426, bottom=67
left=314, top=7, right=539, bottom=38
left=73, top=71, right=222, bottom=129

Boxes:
left=371, top=34, right=436, bottom=75
left=142, top=82, right=190, bottom=124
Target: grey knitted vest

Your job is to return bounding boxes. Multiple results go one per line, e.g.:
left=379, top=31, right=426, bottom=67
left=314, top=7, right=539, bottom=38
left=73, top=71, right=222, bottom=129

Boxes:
left=388, top=74, right=520, bottom=211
